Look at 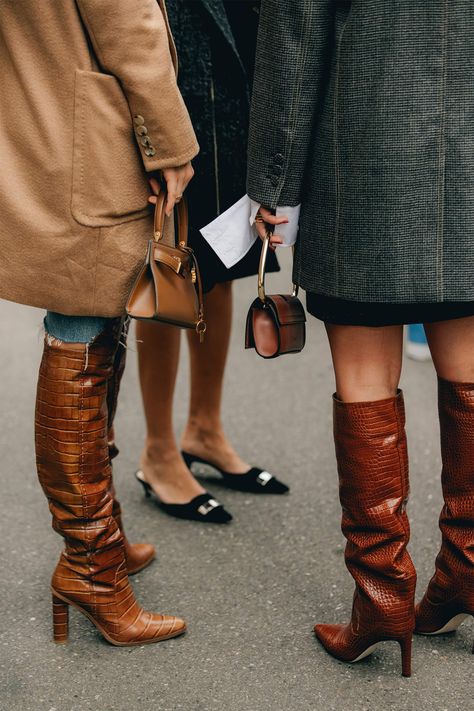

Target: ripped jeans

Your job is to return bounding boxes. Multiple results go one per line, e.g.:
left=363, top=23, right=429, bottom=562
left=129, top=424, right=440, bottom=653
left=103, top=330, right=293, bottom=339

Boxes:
left=44, top=312, right=110, bottom=343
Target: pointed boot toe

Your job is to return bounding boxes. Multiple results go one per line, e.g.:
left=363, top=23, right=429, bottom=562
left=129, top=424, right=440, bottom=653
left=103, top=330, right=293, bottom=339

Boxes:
left=138, top=613, right=187, bottom=643
left=314, top=623, right=345, bottom=656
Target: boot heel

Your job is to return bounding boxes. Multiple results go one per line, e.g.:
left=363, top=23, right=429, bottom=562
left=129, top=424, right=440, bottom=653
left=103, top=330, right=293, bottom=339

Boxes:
left=52, top=594, right=69, bottom=644
left=399, top=634, right=412, bottom=677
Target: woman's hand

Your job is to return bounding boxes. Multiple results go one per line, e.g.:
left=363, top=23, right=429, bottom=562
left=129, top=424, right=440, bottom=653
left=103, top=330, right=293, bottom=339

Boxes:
left=254, top=205, right=289, bottom=251
left=148, top=162, right=195, bottom=215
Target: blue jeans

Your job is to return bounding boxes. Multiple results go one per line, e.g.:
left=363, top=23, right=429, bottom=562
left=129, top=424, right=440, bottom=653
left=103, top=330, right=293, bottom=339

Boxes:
left=44, top=312, right=109, bottom=343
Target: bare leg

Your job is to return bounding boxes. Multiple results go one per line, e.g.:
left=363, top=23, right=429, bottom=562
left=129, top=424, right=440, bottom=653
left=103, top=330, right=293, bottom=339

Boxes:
left=424, top=316, right=474, bottom=381
left=325, top=324, right=404, bottom=402
left=181, top=281, right=250, bottom=473
left=136, top=320, right=206, bottom=503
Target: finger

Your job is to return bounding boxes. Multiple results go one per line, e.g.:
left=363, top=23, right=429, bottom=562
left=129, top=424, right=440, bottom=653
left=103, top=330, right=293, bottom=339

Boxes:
left=185, top=165, right=195, bottom=188
left=262, top=214, right=289, bottom=226
left=176, top=173, right=187, bottom=199
left=148, top=195, right=158, bottom=205
left=164, top=176, right=178, bottom=215
left=258, top=207, right=288, bottom=223
left=149, top=176, right=161, bottom=195
left=166, top=192, right=177, bottom=215
left=270, top=236, right=283, bottom=245
left=255, top=219, right=267, bottom=240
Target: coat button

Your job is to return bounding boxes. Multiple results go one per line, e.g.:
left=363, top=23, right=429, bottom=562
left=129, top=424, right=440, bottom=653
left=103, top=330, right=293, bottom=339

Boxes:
left=271, top=165, right=283, bottom=176
left=145, top=146, right=156, bottom=157
left=141, top=136, right=152, bottom=147
left=270, top=176, right=279, bottom=187
left=136, top=125, right=148, bottom=136
left=134, top=115, right=145, bottom=126
left=274, top=153, right=284, bottom=166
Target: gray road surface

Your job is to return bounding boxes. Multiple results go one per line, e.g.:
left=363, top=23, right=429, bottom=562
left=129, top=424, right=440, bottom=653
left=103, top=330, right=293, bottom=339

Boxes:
left=0, top=252, right=471, bottom=711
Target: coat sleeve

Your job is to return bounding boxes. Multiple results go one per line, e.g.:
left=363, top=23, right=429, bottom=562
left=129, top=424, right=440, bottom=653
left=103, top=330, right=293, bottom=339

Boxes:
left=247, top=0, right=334, bottom=208
left=76, top=0, right=199, bottom=171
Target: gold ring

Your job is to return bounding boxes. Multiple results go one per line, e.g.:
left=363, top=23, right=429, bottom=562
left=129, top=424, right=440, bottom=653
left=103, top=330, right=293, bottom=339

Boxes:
left=255, top=212, right=265, bottom=224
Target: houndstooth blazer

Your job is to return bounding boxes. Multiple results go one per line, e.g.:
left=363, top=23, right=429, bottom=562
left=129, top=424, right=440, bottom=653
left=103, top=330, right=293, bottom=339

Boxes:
left=247, top=0, right=474, bottom=304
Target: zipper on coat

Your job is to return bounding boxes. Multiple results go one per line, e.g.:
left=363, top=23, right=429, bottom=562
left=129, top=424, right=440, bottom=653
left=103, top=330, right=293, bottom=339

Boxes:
left=210, top=77, right=221, bottom=215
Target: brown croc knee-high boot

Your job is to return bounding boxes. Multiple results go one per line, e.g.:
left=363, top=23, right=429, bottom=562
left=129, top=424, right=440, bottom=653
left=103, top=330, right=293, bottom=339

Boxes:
left=106, top=323, right=155, bottom=575
left=415, top=378, right=474, bottom=647
left=314, top=391, right=417, bottom=677
left=35, top=322, right=185, bottom=646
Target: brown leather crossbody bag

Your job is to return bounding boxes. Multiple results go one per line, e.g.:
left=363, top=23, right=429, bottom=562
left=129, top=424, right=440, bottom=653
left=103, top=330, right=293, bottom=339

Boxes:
left=126, top=188, right=206, bottom=341
left=245, top=233, right=306, bottom=359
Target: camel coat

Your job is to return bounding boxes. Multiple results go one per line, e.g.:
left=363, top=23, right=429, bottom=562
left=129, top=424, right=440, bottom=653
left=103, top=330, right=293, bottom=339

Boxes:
left=0, top=0, right=199, bottom=317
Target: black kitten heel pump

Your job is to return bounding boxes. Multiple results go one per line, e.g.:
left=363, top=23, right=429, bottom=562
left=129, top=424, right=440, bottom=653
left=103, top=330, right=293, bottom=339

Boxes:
left=135, top=470, right=233, bottom=524
left=181, top=452, right=289, bottom=494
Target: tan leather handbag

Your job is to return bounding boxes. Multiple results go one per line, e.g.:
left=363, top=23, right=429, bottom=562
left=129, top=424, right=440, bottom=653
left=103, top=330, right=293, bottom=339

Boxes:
left=126, top=188, right=206, bottom=341
left=245, top=233, right=306, bottom=359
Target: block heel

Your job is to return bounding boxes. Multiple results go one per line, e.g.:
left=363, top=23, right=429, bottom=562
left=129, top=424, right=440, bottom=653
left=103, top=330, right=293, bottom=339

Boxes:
left=52, top=593, right=69, bottom=644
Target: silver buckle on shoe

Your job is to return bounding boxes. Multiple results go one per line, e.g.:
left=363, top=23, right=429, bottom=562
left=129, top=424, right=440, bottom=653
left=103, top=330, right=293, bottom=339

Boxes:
left=256, top=471, right=273, bottom=486
left=198, top=498, right=220, bottom=516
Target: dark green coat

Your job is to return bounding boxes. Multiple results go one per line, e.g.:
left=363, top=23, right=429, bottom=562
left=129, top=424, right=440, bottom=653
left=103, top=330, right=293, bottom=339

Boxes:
left=247, top=0, right=474, bottom=304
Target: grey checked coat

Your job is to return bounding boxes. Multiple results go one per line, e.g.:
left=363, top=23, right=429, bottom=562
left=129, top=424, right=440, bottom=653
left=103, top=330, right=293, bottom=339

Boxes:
left=247, top=0, right=474, bottom=304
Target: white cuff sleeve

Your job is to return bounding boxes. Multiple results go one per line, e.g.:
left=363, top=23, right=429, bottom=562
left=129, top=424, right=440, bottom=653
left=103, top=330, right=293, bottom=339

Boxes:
left=200, top=195, right=300, bottom=269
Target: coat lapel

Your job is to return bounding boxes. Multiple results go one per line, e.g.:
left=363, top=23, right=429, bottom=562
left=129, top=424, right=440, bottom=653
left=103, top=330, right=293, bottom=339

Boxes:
left=198, top=0, right=245, bottom=73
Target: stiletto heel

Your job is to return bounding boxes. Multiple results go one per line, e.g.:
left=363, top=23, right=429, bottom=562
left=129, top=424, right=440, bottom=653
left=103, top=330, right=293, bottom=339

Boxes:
left=52, top=593, right=69, bottom=644
left=399, top=634, right=412, bottom=678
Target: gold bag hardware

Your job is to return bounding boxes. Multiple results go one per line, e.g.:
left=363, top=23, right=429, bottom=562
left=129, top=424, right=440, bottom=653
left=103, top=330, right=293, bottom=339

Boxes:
left=126, top=185, right=206, bottom=341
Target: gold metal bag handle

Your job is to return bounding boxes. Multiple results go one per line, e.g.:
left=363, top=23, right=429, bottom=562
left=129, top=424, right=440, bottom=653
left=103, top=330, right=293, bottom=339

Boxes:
left=257, top=231, right=299, bottom=303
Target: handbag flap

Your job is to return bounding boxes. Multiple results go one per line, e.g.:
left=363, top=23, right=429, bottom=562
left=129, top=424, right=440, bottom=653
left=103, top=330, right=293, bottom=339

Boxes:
left=153, top=242, right=194, bottom=275
left=265, top=295, right=306, bottom=326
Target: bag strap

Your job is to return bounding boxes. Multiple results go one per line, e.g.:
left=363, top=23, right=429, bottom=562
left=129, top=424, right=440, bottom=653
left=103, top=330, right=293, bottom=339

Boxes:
left=257, top=229, right=299, bottom=303
left=152, top=182, right=206, bottom=341
left=153, top=184, right=189, bottom=247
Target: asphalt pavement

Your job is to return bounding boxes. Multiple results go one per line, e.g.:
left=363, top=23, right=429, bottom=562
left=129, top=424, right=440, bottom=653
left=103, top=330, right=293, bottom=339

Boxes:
left=0, top=250, right=471, bottom=711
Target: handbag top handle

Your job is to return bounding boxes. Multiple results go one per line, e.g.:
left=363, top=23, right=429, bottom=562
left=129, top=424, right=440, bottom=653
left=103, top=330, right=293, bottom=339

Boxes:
left=258, top=229, right=299, bottom=303
left=153, top=185, right=189, bottom=247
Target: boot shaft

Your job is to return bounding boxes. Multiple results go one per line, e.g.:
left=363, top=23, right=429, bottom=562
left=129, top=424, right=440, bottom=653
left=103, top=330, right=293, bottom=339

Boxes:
left=333, top=391, right=416, bottom=632
left=35, top=320, right=123, bottom=556
left=426, top=378, right=474, bottom=605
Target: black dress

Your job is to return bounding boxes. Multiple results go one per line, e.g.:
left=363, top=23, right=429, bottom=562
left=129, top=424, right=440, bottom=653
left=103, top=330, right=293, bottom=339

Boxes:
left=166, top=0, right=279, bottom=293
left=306, top=294, right=474, bottom=327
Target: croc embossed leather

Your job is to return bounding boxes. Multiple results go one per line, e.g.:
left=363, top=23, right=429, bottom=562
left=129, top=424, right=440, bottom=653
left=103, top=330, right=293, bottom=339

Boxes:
left=314, top=392, right=416, bottom=677
left=35, top=322, right=185, bottom=646
left=106, top=335, right=155, bottom=575
left=415, top=379, right=474, bottom=649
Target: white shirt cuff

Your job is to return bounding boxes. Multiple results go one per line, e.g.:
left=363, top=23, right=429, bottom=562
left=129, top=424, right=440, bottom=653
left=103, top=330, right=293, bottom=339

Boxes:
left=200, top=195, right=300, bottom=269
